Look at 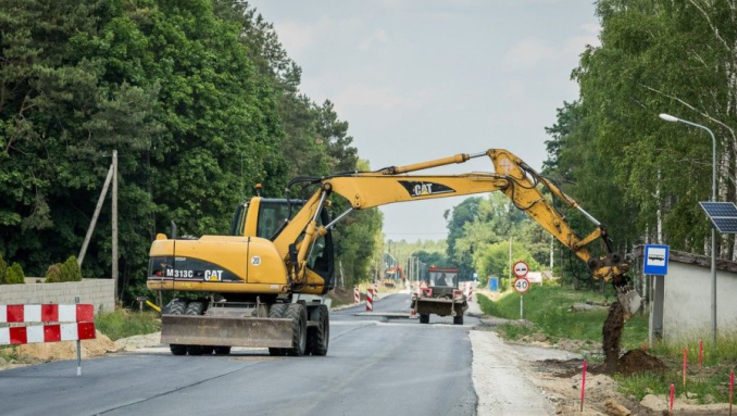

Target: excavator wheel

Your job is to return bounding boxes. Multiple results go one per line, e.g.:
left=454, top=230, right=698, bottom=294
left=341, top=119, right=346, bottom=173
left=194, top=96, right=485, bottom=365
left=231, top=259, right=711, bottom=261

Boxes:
left=419, top=314, right=430, bottom=324
left=268, top=304, right=289, bottom=356
left=163, top=299, right=188, bottom=356
left=201, top=346, right=214, bottom=355
left=285, top=304, right=308, bottom=357
left=185, top=301, right=206, bottom=356
left=453, top=315, right=464, bottom=325
left=307, top=305, right=329, bottom=356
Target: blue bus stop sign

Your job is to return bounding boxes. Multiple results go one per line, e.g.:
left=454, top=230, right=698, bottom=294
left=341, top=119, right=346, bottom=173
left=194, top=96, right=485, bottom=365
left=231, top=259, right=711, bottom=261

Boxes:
left=643, top=244, right=669, bottom=276
left=488, top=276, right=498, bottom=291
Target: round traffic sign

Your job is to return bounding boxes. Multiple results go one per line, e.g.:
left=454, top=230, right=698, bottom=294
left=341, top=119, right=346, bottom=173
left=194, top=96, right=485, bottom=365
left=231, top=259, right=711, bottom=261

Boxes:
left=513, top=277, right=530, bottom=294
left=513, top=261, right=529, bottom=278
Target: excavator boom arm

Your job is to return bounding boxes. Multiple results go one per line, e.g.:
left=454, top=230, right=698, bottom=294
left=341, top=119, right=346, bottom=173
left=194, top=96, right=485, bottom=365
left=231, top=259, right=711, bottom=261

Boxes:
left=277, top=149, right=628, bottom=288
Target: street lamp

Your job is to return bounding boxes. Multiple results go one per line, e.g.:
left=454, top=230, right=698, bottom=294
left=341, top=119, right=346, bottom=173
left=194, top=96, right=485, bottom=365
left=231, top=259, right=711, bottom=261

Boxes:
left=659, top=113, right=718, bottom=344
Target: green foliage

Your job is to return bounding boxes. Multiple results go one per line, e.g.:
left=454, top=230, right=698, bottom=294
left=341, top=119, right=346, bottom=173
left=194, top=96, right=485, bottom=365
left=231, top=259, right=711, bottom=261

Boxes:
left=0, top=0, right=381, bottom=297
left=4, top=262, right=25, bottom=284
left=0, top=254, right=6, bottom=284
left=60, top=256, right=82, bottom=282
left=545, top=0, right=737, bottom=258
left=95, top=309, right=160, bottom=341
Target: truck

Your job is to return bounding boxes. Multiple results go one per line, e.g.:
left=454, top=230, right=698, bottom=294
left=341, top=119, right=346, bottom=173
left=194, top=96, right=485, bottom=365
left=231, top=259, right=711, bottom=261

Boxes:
left=411, top=267, right=467, bottom=325
left=147, top=148, right=641, bottom=356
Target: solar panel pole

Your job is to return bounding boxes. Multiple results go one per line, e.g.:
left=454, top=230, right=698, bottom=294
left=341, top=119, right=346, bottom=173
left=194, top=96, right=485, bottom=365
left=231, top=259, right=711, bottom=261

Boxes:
left=660, top=114, right=717, bottom=344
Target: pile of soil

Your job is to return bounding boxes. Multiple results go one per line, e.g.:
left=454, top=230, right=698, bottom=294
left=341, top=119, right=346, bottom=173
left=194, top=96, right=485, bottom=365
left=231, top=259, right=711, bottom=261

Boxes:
left=617, top=349, right=667, bottom=376
left=16, top=330, right=117, bottom=361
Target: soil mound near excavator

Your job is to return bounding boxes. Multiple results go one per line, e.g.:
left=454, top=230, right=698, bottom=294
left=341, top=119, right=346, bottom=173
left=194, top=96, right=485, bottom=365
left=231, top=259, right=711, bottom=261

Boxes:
left=617, top=349, right=667, bottom=375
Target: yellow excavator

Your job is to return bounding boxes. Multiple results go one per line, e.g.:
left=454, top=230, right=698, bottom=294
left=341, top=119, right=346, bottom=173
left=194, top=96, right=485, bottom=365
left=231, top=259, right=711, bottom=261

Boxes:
left=147, top=149, right=640, bottom=356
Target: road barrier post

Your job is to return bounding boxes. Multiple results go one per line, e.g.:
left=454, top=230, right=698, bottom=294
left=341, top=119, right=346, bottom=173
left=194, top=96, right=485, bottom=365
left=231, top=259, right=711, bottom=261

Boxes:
left=366, top=289, right=374, bottom=312
left=354, top=286, right=360, bottom=304
left=75, top=296, right=82, bottom=376
left=374, top=282, right=379, bottom=300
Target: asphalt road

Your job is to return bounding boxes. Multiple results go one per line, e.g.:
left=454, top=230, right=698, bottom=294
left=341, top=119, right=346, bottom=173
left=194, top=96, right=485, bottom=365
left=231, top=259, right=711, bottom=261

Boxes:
left=0, top=293, right=478, bottom=416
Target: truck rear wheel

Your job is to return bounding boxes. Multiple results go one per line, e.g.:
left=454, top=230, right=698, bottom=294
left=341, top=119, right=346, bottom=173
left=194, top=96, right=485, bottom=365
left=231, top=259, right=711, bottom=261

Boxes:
left=453, top=315, right=464, bottom=325
left=307, top=305, right=329, bottom=356
left=285, top=304, right=307, bottom=356
left=268, top=303, right=289, bottom=356
left=419, top=314, right=430, bottom=324
left=185, top=301, right=206, bottom=356
left=163, top=299, right=188, bottom=356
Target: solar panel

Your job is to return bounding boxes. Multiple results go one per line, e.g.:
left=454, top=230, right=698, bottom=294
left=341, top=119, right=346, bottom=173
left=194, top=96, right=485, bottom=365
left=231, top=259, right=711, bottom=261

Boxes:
left=699, top=202, right=737, bottom=233
left=700, top=202, right=737, bottom=217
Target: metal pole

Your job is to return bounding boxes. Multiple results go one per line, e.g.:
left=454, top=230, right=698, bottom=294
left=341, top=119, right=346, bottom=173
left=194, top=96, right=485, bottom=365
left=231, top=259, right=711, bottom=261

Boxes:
left=75, top=296, right=82, bottom=376
left=508, top=236, right=512, bottom=289
left=520, top=295, right=524, bottom=319
left=677, top=119, right=717, bottom=344
left=112, top=150, right=119, bottom=305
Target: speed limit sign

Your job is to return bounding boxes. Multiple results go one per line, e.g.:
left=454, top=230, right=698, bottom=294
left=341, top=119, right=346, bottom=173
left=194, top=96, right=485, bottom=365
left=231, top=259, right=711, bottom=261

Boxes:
left=513, top=277, right=530, bottom=294
left=513, top=261, right=529, bottom=278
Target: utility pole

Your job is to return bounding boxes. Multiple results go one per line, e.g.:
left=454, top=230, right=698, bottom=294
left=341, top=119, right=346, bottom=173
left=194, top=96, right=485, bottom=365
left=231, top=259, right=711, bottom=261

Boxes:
left=112, top=150, right=119, bottom=305
left=508, top=236, right=513, bottom=288
left=78, top=164, right=114, bottom=267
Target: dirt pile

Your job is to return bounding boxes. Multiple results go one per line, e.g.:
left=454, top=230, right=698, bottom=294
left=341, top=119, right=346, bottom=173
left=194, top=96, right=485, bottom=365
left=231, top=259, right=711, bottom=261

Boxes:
left=16, top=330, right=118, bottom=361
left=602, top=301, right=625, bottom=373
left=115, top=332, right=161, bottom=352
left=617, top=349, right=667, bottom=376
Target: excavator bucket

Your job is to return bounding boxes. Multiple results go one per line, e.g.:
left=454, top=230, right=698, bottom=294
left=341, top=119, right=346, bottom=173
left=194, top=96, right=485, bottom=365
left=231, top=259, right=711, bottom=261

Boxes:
left=161, top=315, right=294, bottom=348
left=617, top=291, right=642, bottom=320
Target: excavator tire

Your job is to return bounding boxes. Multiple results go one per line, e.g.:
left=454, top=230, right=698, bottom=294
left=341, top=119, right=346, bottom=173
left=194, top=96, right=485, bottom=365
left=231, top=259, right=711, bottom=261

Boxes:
left=201, top=346, right=214, bottom=355
left=163, top=299, right=188, bottom=356
left=268, top=303, right=289, bottom=356
left=419, top=314, right=430, bottom=324
left=214, top=347, right=231, bottom=355
left=453, top=315, right=464, bottom=325
left=285, top=304, right=307, bottom=357
left=185, top=301, right=206, bottom=356
left=307, top=305, right=329, bottom=356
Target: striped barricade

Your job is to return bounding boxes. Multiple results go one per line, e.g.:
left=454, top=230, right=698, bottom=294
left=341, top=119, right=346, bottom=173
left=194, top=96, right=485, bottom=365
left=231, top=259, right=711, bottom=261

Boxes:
left=366, top=289, right=374, bottom=311
left=0, top=303, right=96, bottom=375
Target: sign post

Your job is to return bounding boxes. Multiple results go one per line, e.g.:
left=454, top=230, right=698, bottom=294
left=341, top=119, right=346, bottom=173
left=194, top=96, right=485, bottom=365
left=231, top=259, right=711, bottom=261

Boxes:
left=513, top=261, right=530, bottom=319
left=644, top=244, right=669, bottom=346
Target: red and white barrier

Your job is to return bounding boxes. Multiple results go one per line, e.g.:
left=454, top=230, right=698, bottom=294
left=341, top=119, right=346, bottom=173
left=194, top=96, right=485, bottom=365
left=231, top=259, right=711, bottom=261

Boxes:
left=467, top=282, right=474, bottom=302
left=366, top=289, right=374, bottom=311
left=373, top=282, right=379, bottom=300
left=1, top=303, right=96, bottom=376
left=0, top=304, right=94, bottom=323
left=0, top=322, right=95, bottom=345
left=354, top=286, right=360, bottom=304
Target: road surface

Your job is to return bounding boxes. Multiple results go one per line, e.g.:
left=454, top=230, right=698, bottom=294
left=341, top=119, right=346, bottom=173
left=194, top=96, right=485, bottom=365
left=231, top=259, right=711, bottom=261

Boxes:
left=0, top=294, right=479, bottom=416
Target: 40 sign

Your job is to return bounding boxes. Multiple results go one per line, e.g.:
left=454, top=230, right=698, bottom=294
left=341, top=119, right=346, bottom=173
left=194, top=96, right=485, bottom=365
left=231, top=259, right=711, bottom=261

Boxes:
left=513, top=261, right=529, bottom=278
left=513, top=277, right=530, bottom=294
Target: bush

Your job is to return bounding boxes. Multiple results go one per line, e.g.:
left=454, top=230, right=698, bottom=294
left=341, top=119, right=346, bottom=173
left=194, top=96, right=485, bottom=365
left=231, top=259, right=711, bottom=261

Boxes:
left=0, top=254, right=6, bottom=284
left=6, top=263, right=25, bottom=284
left=60, top=256, right=82, bottom=281
left=44, top=256, right=82, bottom=283
left=45, top=263, right=63, bottom=283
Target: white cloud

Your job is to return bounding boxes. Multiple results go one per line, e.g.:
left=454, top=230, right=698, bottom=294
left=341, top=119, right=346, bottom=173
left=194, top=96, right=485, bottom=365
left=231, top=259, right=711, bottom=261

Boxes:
left=333, top=85, right=412, bottom=112
left=501, top=38, right=557, bottom=72
left=359, top=29, right=389, bottom=51
left=565, top=23, right=601, bottom=53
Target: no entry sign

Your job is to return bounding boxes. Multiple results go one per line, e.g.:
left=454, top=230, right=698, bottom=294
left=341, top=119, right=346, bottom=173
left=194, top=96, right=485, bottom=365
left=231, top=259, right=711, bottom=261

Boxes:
left=513, top=277, right=530, bottom=294
left=513, top=261, right=529, bottom=278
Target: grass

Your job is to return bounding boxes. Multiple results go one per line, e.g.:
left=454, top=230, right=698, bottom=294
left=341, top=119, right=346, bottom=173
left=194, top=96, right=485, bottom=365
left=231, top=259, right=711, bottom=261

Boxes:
left=478, top=285, right=649, bottom=350
left=95, top=309, right=161, bottom=341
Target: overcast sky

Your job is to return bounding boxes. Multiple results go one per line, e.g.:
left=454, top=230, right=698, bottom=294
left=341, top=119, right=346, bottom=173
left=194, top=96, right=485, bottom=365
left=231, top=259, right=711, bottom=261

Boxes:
left=249, top=0, right=601, bottom=242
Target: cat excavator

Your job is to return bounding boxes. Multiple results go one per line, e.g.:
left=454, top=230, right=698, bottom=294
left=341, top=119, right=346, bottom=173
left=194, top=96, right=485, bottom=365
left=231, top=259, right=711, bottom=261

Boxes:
left=147, top=149, right=641, bottom=356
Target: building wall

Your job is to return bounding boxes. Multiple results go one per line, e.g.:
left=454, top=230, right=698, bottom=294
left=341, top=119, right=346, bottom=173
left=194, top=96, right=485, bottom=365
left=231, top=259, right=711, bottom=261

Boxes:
left=663, top=262, right=737, bottom=342
left=0, top=279, right=114, bottom=313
